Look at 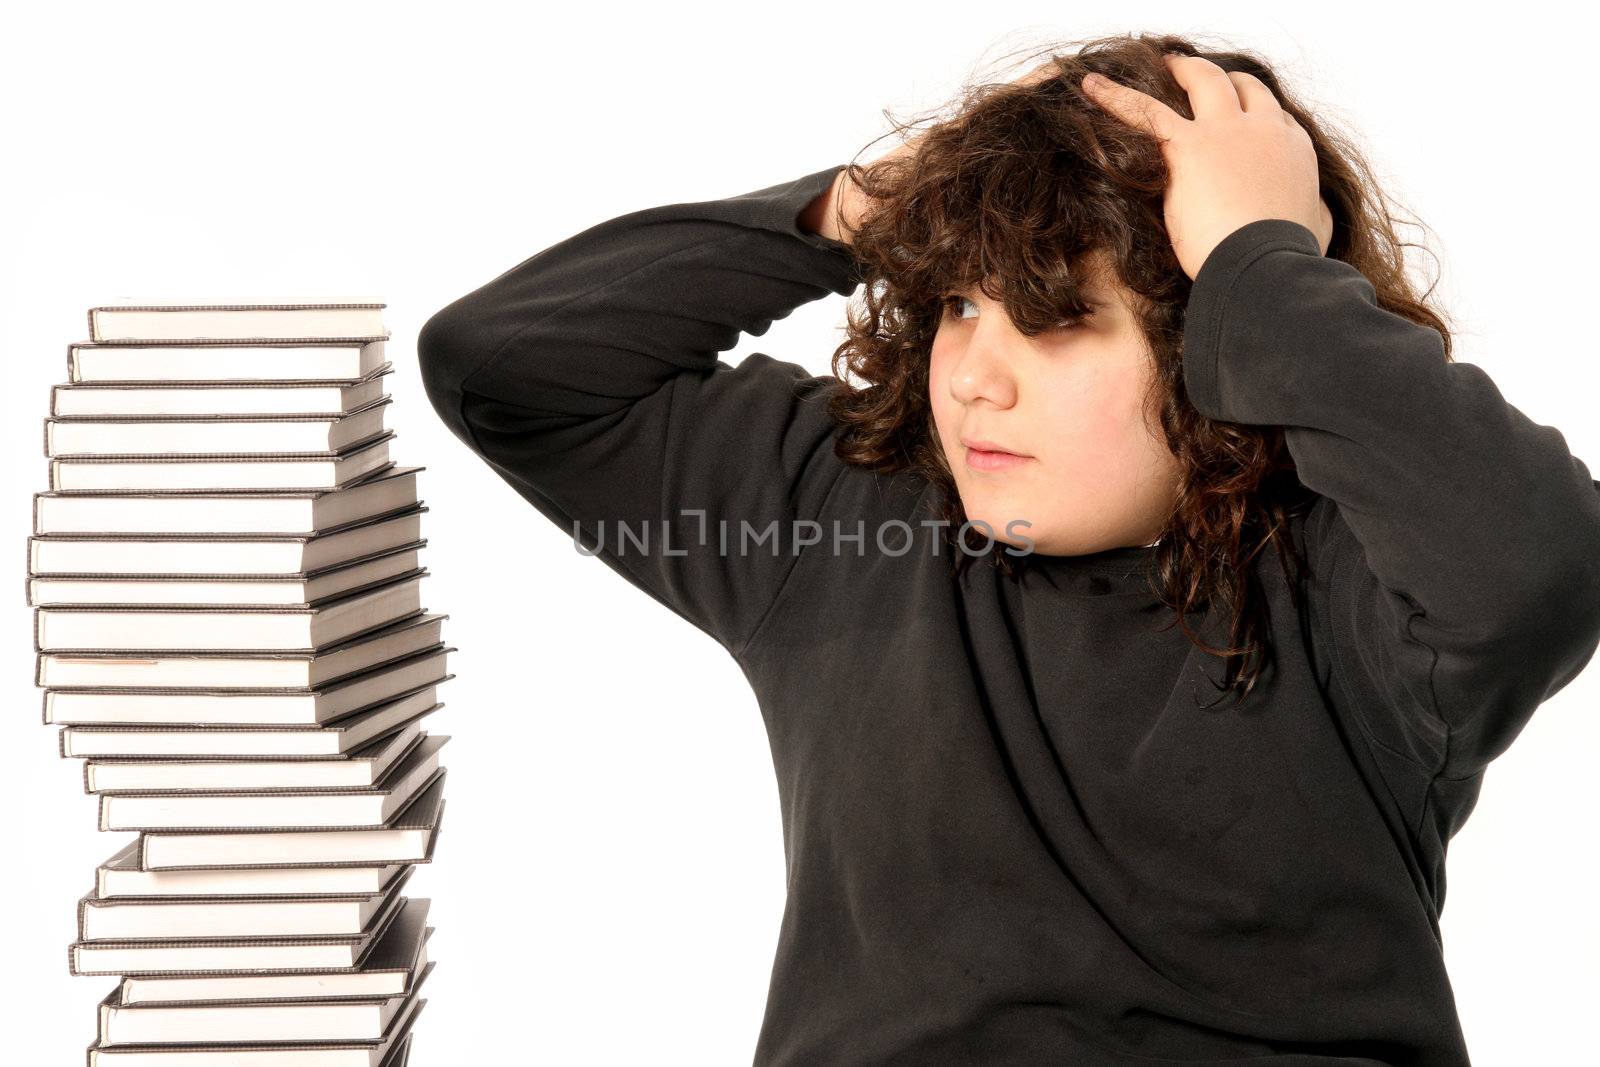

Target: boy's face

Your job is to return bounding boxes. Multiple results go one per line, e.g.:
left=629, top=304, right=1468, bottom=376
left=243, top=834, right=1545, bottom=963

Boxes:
left=927, top=250, right=1182, bottom=557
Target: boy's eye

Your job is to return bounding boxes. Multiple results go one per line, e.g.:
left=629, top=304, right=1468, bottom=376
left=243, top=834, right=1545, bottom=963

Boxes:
left=940, top=294, right=1088, bottom=331
left=940, top=294, right=977, bottom=320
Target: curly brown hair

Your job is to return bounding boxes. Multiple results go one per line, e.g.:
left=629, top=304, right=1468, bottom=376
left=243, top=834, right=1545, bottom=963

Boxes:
left=820, top=31, right=1456, bottom=707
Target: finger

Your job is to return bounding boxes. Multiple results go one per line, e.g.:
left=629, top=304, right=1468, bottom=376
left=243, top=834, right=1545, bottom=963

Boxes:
left=1081, top=71, right=1184, bottom=141
left=1163, top=52, right=1246, bottom=120
left=1224, top=71, right=1282, bottom=115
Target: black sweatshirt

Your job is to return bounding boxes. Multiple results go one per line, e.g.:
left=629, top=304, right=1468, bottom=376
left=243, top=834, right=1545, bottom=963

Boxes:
left=417, top=163, right=1600, bottom=1066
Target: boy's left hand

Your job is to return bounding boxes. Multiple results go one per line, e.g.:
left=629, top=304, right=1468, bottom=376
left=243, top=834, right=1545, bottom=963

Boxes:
left=1081, top=53, right=1335, bottom=280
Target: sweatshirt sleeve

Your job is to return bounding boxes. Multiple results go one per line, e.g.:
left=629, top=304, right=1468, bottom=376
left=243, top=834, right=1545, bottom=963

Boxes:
left=415, top=164, right=865, bottom=655
left=1181, top=218, right=1600, bottom=782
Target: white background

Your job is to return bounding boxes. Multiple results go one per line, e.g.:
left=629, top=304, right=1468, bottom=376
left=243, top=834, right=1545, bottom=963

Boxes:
left=4, top=3, right=1597, bottom=1064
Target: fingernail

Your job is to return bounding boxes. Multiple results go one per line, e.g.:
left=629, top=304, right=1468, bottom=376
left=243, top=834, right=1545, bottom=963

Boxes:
left=1082, top=73, right=1106, bottom=89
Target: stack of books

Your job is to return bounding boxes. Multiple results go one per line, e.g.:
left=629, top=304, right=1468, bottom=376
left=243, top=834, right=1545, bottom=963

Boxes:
left=31, top=302, right=451, bottom=1067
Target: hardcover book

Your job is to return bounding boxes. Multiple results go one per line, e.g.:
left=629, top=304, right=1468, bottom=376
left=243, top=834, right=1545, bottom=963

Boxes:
left=115, top=898, right=431, bottom=1003
left=87, top=303, right=390, bottom=345
left=96, top=838, right=413, bottom=898
left=97, top=737, right=449, bottom=831
left=68, top=339, right=389, bottom=383
left=40, top=611, right=445, bottom=689
left=32, top=464, right=420, bottom=536
left=44, top=397, right=392, bottom=457
left=70, top=882, right=409, bottom=976
left=79, top=867, right=416, bottom=942
left=30, top=504, right=427, bottom=576
left=60, top=687, right=444, bottom=759
left=137, top=770, right=447, bottom=870
left=48, top=431, right=395, bottom=492
left=84, top=722, right=428, bottom=794
left=35, top=570, right=428, bottom=652
left=46, top=645, right=452, bottom=728
left=29, top=543, right=426, bottom=608
left=50, top=363, right=393, bottom=417
left=97, top=962, right=434, bottom=1046
left=85, top=1007, right=420, bottom=1066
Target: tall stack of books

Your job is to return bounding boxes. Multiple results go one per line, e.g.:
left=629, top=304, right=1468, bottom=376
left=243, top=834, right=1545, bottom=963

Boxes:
left=31, top=302, right=451, bottom=1067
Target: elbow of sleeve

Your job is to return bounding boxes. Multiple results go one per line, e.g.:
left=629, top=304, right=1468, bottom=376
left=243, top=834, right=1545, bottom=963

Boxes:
left=1481, top=489, right=1600, bottom=689
left=1433, top=590, right=1600, bottom=776
left=415, top=300, right=488, bottom=441
left=1419, top=523, right=1600, bottom=775
left=1508, top=548, right=1600, bottom=704
left=1559, top=552, right=1600, bottom=689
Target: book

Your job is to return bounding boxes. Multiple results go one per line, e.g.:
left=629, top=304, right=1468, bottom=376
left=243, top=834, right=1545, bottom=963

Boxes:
left=51, top=364, right=393, bottom=417
left=41, top=299, right=446, bottom=1063
left=79, top=867, right=414, bottom=942
left=30, top=504, right=426, bottom=576
left=96, top=839, right=410, bottom=898
left=115, top=899, right=430, bottom=1003
left=80, top=867, right=413, bottom=943
left=137, top=771, right=446, bottom=870
left=50, top=646, right=453, bottom=727
left=85, top=1000, right=421, bottom=1067
left=89, top=1034, right=415, bottom=1067
left=84, top=722, right=426, bottom=794
left=98, top=737, right=449, bottom=831
left=33, top=464, right=420, bottom=536
left=49, top=430, right=394, bottom=492
left=35, top=569, right=427, bottom=652
left=45, top=398, right=392, bottom=458
left=97, top=962, right=434, bottom=1046
left=29, top=543, right=425, bottom=608
left=87, top=304, right=389, bottom=345
left=70, top=883, right=408, bottom=975
left=40, top=612, right=445, bottom=689
left=69, top=340, right=390, bottom=384
left=60, top=686, right=443, bottom=758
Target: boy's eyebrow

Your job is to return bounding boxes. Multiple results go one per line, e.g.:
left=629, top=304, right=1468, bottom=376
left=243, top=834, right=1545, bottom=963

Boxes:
left=944, top=285, right=1111, bottom=305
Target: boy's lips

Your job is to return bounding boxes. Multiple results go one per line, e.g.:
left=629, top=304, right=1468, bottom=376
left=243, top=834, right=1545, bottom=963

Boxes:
left=961, top=436, right=1034, bottom=472
left=960, top=435, right=1030, bottom=457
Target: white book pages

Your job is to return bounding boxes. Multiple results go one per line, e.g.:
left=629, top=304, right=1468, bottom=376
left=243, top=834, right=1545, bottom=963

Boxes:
left=38, top=612, right=444, bottom=689
left=70, top=340, right=388, bottom=383
left=88, top=306, right=388, bottom=344
left=74, top=936, right=365, bottom=975
left=86, top=726, right=425, bottom=793
left=117, top=901, right=428, bottom=1001
left=49, top=433, right=393, bottom=491
left=35, top=571, right=425, bottom=651
left=99, top=842, right=407, bottom=897
left=99, top=738, right=447, bottom=830
left=61, top=691, right=442, bottom=758
left=29, top=546, right=423, bottom=608
left=100, top=986, right=411, bottom=1045
left=46, top=399, right=391, bottom=456
left=85, top=998, right=421, bottom=1067
left=54, top=649, right=451, bottom=727
left=29, top=506, right=424, bottom=575
left=33, top=465, right=419, bottom=536
left=83, top=894, right=383, bottom=941
left=140, top=772, right=445, bottom=868
left=51, top=370, right=391, bottom=416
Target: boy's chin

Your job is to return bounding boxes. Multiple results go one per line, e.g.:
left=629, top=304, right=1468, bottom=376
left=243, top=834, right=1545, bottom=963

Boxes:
left=959, top=508, right=1044, bottom=548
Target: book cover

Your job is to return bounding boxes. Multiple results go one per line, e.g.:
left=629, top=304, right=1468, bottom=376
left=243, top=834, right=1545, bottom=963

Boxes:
left=87, top=303, right=389, bottom=344
left=137, top=769, right=448, bottom=870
